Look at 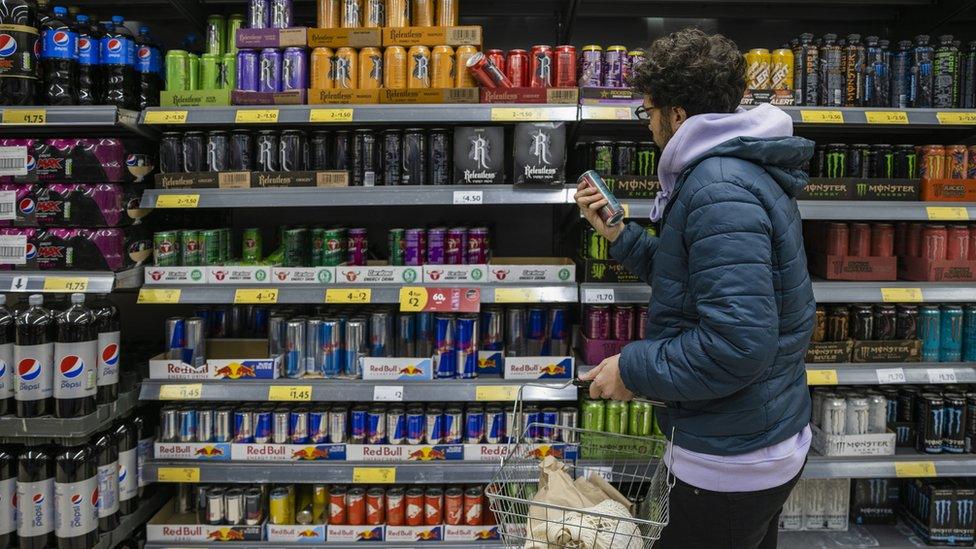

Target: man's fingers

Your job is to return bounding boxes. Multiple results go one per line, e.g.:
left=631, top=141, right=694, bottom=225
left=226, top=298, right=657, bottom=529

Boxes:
left=579, top=363, right=602, bottom=381
left=588, top=380, right=603, bottom=400
left=588, top=198, right=608, bottom=211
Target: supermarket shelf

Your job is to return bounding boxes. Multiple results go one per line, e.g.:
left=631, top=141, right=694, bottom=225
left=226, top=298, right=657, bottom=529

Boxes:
left=619, top=199, right=976, bottom=221
left=804, top=449, right=976, bottom=479
left=0, top=106, right=154, bottom=138
left=94, top=491, right=170, bottom=549
left=0, top=385, right=139, bottom=443
left=146, top=543, right=501, bottom=549
left=141, top=185, right=573, bottom=209
left=809, top=363, right=976, bottom=385
left=578, top=283, right=650, bottom=304
left=778, top=522, right=923, bottom=549
left=579, top=282, right=976, bottom=304
left=0, top=267, right=143, bottom=293
left=140, top=378, right=578, bottom=402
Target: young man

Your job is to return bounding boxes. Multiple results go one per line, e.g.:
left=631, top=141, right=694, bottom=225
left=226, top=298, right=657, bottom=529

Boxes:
left=576, top=29, right=815, bottom=549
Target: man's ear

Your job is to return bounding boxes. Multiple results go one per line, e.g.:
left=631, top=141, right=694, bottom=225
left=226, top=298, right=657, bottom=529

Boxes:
left=672, top=106, right=688, bottom=130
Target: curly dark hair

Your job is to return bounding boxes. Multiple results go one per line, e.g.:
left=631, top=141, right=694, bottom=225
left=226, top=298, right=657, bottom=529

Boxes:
left=630, top=28, right=746, bottom=116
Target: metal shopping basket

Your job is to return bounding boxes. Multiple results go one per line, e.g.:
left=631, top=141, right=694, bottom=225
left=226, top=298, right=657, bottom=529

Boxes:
left=485, top=383, right=673, bottom=549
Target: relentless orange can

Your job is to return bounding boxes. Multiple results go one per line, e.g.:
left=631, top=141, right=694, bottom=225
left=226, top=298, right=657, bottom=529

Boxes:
left=335, top=47, right=359, bottom=89
left=386, top=0, right=410, bottom=27
left=407, top=45, right=431, bottom=88
left=412, top=0, right=434, bottom=26
left=436, top=0, right=457, bottom=26
left=359, top=47, right=383, bottom=89
left=363, top=0, right=384, bottom=27
left=384, top=46, right=407, bottom=89
left=341, top=0, right=362, bottom=27
left=431, top=45, right=455, bottom=88
left=311, top=47, right=335, bottom=89
left=317, top=0, right=341, bottom=28
left=455, top=45, right=478, bottom=87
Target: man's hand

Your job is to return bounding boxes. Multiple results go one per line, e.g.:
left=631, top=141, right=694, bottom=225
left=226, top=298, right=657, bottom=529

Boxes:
left=579, top=354, right=634, bottom=401
left=575, top=181, right=623, bottom=243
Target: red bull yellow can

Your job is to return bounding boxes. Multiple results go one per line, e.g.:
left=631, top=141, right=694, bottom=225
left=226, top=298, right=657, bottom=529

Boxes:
left=384, top=46, right=407, bottom=89
left=311, top=47, right=334, bottom=89
left=359, top=47, right=383, bottom=89
left=407, top=45, right=431, bottom=89
left=431, top=45, right=455, bottom=88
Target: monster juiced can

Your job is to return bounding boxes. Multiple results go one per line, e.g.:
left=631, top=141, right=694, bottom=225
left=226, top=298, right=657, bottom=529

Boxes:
left=578, top=170, right=625, bottom=227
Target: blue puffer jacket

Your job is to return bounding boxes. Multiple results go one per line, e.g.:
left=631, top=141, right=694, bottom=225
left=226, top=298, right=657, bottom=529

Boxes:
left=611, top=134, right=816, bottom=456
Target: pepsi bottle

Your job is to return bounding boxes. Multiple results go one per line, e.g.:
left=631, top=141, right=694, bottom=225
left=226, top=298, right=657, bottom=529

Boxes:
left=17, top=445, right=54, bottom=549
left=54, top=443, right=97, bottom=549
left=0, top=0, right=39, bottom=105
left=0, top=296, right=14, bottom=416
left=132, top=413, right=149, bottom=499
left=92, top=430, right=118, bottom=532
left=14, top=294, right=54, bottom=418
left=40, top=5, right=77, bottom=105
left=90, top=294, right=119, bottom=404
left=74, top=14, right=98, bottom=104
left=112, top=420, right=137, bottom=515
left=53, top=293, right=96, bottom=418
left=135, top=25, right=160, bottom=108
left=101, top=15, right=135, bottom=109
left=0, top=445, right=16, bottom=548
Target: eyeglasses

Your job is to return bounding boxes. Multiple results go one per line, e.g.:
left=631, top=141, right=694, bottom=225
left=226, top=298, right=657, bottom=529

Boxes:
left=635, top=105, right=651, bottom=121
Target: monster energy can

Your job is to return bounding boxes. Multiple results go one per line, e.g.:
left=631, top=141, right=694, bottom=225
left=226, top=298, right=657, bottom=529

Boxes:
left=628, top=401, right=654, bottom=436
left=871, top=144, right=895, bottom=179
left=583, top=228, right=609, bottom=260
left=894, top=144, right=918, bottom=179
left=581, top=400, right=605, bottom=431
left=635, top=141, right=658, bottom=177
left=592, top=141, right=614, bottom=176
left=824, top=144, right=848, bottom=178
left=943, top=392, right=966, bottom=453
left=604, top=401, right=628, bottom=434
left=242, top=228, right=262, bottom=262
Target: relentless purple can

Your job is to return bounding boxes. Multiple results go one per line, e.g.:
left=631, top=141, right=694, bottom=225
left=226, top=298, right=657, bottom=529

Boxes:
left=269, top=0, right=292, bottom=28
left=427, top=227, right=446, bottom=265
left=347, top=228, right=367, bottom=266
left=579, top=46, right=602, bottom=87
left=446, top=227, right=467, bottom=265
left=248, top=0, right=270, bottom=28
left=603, top=45, right=627, bottom=88
left=281, top=47, right=306, bottom=91
left=434, top=315, right=456, bottom=379
left=637, top=305, right=648, bottom=340
left=405, top=228, right=426, bottom=266
left=455, top=315, right=478, bottom=379
left=237, top=49, right=259, bottom=92
left=467, top=227, right=489, bottom=264
left=259, top=48, right=282, bottom=93
left=612, top=305, right=634, bottom=340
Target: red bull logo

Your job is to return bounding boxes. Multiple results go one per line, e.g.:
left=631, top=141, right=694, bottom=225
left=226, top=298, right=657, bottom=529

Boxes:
left=194, top=446, right=224, bottom=457
left=212, top=362, right=257, bottom=379
left=297, top=529, right=318, bottom=538
left=540, top=363, right=567, bottom=376
left=416, top=528, right=441, bottom=540
left=474, top=527, right=500, bottom=540
left=291, top=446, right=331, bottom=460
left=407, top=447, right=447, bottom=461
left=207, top=528, right=246, bottom=541
left=357, top=527, right=384, bottom=540
left=399, top=364, right=424, bottom=376
left=526, top=445, right=563, bottom=459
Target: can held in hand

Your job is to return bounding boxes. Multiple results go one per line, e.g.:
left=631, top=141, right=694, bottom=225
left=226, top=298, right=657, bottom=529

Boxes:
left=578, top=170, right=625, bottom=227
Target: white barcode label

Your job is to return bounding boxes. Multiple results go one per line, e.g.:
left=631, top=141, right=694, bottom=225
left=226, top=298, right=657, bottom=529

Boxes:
left=0, top=146, right=27, bottom=176
left=0, top=234, right=26, bottom=265
left=447, top=27, right=481, bottom=44
left=453, top=190, right=483, bottom=205
left=927, top=368, right=957, bottom=384
left=364, top=172, right=376, bottom=187
left=373, top=386, right=403, bottom=402
left=0, top=191, right=15, bottom=221
left=876, top=368, right=906, bottom=384
left=579, top=466, right=613, bottom=482
left=583, top=288, right=614, bottom=304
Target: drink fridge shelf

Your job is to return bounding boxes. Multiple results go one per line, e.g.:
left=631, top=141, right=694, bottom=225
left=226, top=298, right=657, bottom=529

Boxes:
left=0, top=267, right=143, bottom=293
left=94, top=491, right=170, bottom=549
left=144, top=543, right=503, bottom=549
left=579, top=282, right=976, bottom=304
left=0, top=383, right=139, bottom=443
left=0, top=106, right=155, bottom=138
left=618, top=200, right=976, bottom=222
left=778, top=521, right=932, bottom=549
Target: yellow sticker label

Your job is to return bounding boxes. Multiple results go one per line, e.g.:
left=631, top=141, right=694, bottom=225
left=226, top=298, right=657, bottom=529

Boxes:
left=42, top=277, right=88, bottom=292
left=143, top=110, right=188, bottom=124
left=352, top=467, right=396, bottom=484
left=155, top=194, right=200, bottom=208
left=926, top=206, right=970, bottom=221
left=806, top=369, right=838, bottom=385
left=895, top=461, right=937, bottom=478
left=584, top=106, right=633, bottom=120
left=622, top=203, right=630, bottom=218
left=881, top=288, right=923, bottom=303
left=800, top=110, right=844, bottom=124
left=399, top=287, right=428, bottom=312
left=157, top=467, right=200, bottom=483
left=937, top=112, right=976, bottom=125
left=475, top=385, right=520, bottom=401
left=309, top=108, right=354, bottom=122
left=865, top=111, right=909, bottom=124
left=494, top=288, right=542, bottom=303
left=137, top=289, right=182, bottom=304
left=159, top=384, right=203, bottom=400
left=234, top=289, right=279, bottom=304
left=268, top=385, right=312, bottom=401
left=2, top=109, right=46, bottom=124
left=325, top=288, right=372, bottom=304
left=491, top=107, right=554, bottom=122
left=235, top=109, right=279, bottom=123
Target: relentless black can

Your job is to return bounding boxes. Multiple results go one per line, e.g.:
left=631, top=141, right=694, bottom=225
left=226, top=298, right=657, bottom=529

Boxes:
left=873, top=304, right=897, bottom=340
left=428, top=128, right=451, bottom=185
left=898, top=386, right=919, bottom=422
left=381, top=130, right=401, bottom=185
left=612, top=141, right=636, bottom=176
left=943, top=392, right=966, bottom=453
left=592, top=140, right=613, bottom=176
left=847, top=144, right=869, bottom=178
left=852, top=305, right=874, bottom=341
left=310, top=131, right=331, bottom=170
left=635, top=142, right=658, bottom=176
left=182, top=131, right=205, bottom=173
left=352, top=129, right=377, bottom=186
left=402, top=129, right=426, bottom=185
left=963, top=41, right=976, bottom=109
left=229, top=130, right=254, bottom=171
left=280, top=130, right=306, bottom=172
left=159, top=132, right=183, bottom=173
left=333, top=130, right=351, bottom=171
left=256, top=130, right=279, bottom=172
left=918, top=393, right=944, bottom=454
left=895, top=304, right=918, bottom=339
left=206, top=131, right=228, bottom=172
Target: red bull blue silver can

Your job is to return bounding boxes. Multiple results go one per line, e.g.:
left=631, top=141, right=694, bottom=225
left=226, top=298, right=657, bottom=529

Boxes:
left=369, top=311, right=392, bottom=357
left=196, top=408, right=214, bottom=442
left=505, top=408, right=520, bottom=444
left=329, top=407, right=347, bottom=443
left=319, top=319, right=342, bottom=377
left=522, top=405, right=540, bottom=443
left=161, top=407, right=179, bottom=442
left=290, top=408, right=309, bottom=444
left=485, top=405, right=505, bottom=444
left=443, top=406, right=463, bottom=444
left=578, top=170, right=625, bottom=226
left=539, top=407, right=559, bottom=442
left=178, top=408, right=198, bottom=442
left=480, top=308, right=504, bottom=351
left=309, top=410, right=328, bottom=443
left=455, top=315, right=478, bottom=379
left=253, top=409, right=272, bottom=443
left=214, top=406, right=233, bottom=442
left=233, top=410, right=253, bottom=443
left=273, top=408, right=290, bottom=444
left=416, top=313, right=434, bottom=357
left=387, top=406, right=406, bottom=445
left=434, top=316, right=456, bottom=379
left=367, top=405, right=386, bottom=444
left=425, top=406, right=444, bottom=444
left=558, top=407, right=578, bottom=443
left=506, top=308, right=526, bottom=356
left=547, top=307, right=568, bottom=356
left=166, top=317, right=186, bottom=361
left=350, top=405, right=368, bottom=444
left=526, top=308, right=547, bottom=355
left=406, top=406, right=425, bottom=444
left=464, top=405, right=485, bottom=443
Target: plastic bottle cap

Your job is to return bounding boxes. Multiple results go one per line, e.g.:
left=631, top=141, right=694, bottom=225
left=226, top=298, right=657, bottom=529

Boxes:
left=28, top=294, right=43, bottom=306
left=70, top=293, right=84, bottom=304
left=76, top=14, right=88, bottom=22
left=53, top=6, right=66, bottom=15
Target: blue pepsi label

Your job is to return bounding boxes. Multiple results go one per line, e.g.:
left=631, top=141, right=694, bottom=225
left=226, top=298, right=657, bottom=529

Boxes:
left=101, top=36, right=132, bottom=66
left=77, top=34, right=98, bottom=65
left=41, top=28, right=77, bottom=60
left=126, top=38, right=135, bottom=65
left=136, top=45, right=151, bottom=73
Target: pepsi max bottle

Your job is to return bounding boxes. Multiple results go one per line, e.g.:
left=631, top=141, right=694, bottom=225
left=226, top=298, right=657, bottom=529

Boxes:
left=101, top=15, right=135, bottom=109
left=17, top=445, right=54, bottom=549
left=0, top=0, right=39, bottom=105
left=15, top=294, right=54, bottom=418
left=135, top=25, right=160, bottom=108
left=74, top=14, right=98, bottom=104
left=53, top=293, right=96, bottom=418
left=54, top=443, right=97, bottom=549
left=40, top=5, right=76, bottom=105
left=90, top=294, right=119, bottom=404
left=92, top=430, right=118, bottom=532
left=0, top=296, right=14, bottom=416
left=113, top=420, right=137, bottom=515
left=0, top=446, right=15, bottom=548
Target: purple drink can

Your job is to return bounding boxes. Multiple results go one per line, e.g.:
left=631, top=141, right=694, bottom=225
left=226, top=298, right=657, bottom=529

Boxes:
left=584, top=305, right=611, bottom=339
left=455, top=315, right=478, bottom=379
left=248, top=0, right=270, bottom=28
left=637, top=305, right=648, bottom=340
left=434, top=315, right=456, bottom=379
left=406, top=406, right=425, bottom=444
left=289, top=409, right=309, bottom=444
left=347, top=228, right=367, bottom=266
left=465, top=405, right=485, bottom=443
left=309, top=410, right=328, bottom=443
left=253, top=410, right=272, bottom=443
left=427, top=227, right=446, bottom=265
left=282, top=47, right=306, bottom=91
left=350, top=405, right=368, bottom=444
left=579, top=45, right=602, bottom=87
left=426, top=406, right=444, bottom=444
left=387, top=406, right=406, bottom=445
left=466, top=227, right=489, bottom=265
left=259, top=48, right=282, bottom=93
left=548, top=307, right=568, bottom=356
left=445, top=227, right=467, bottom=265
left=480, top=307, right=504, bottom=351
left=612, top=305, right=635, bottom=340
left=366, top=406, right=386, bottom=444
left=269, top=0, right=292, bottom=28
left=233, top=410, right=253, bottom=443
left=486, top=406, right=505, bottom=444
left=603, top=45, right=627, bottom=88
left=443, top=406, right=463, bottom=444
left=237, top=49, right=259, bottom=92
left=405, top=228, right=426, bottom=266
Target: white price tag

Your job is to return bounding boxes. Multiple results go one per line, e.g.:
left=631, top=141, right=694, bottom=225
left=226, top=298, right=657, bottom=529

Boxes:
left=373, top=385, right=404, bottom=402
left=0, top=190, right=15, bottom=221
left=453, top=190, right=484, bottom=205
left=927, top=368, right=957, bottom=384
left=876, top=368, right=906, bottom=384
left=0, top=235, right=26, bottom=265
left=583, top=288, right=614, bottom=304
left=579, top=466, right=613, bottom=482
left=0, top=146, right=27, bottom=176
left=9, top=276, right=27, bottom=291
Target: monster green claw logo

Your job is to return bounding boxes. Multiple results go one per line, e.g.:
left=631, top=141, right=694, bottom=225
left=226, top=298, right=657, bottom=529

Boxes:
left=825, top=152, right=845, bottom=179
left=856, top=182, right=868, bottom=197
left=591, top=263, right=607, bottom=279
left=635, top=150, right=657, bottom=178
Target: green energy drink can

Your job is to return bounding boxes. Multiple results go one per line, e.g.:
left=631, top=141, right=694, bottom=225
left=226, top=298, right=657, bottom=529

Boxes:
left=200, top=53, right=222, bottom=90
left=322, top=229, right=346, bottom=266
left=227, top=14, right=244, bottom=55
left=388, top=228, right=405, bottom=266
left=628, top=401, right=654, bottom=437
left=164, top=50, right=190, bottom=91
left=220, top=52, right=236, bottom=89
left=154, top=231, right=180, bottom=266
left=206, top=14, right=226, bottom=55
left=284, top=228, right=309, bottom=267
left=592, top=141, right=614, bottom=176
left=605, top=401, right=629, bottom=434
left=310, top=228, right=326, bottom=266
left=583, top=228, right=609, bottom=260
left=824, top=143, right=848, bottom=178
left=220, top=228, right=232, bottom=261
left=188, top=53, right=200, bottom=90
left=242, top=228, right=262, bottom=262
left=181, top=230, right=201, bottom=266
left=635, top=142, right=659, bottom=177
left=652, top=406, right=664, bottom=436
left=201, top=229, right=221, bottom=265
left=581, top=399, right=605, bottom=431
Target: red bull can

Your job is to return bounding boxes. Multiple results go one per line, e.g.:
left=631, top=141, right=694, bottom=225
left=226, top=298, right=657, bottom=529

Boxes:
left=319, top=319, right=342, bottom=377
left=425, top=406, right=444, bottom=444
left=273, top=408, right=290, bottom=444
left=165, top=317, right=185, bottom=360
left=526, top=308, right=547, bottom=355
left=350, top=405, right=368, bottom=444
left=215, top=406, right=233, bottom=442
left=369, top=311, right=392, bottom=358
left=329, top=407, right=347, bottom=443
left=416, top=313, right=434, bottom=357
left=367, top=405, right=386, bottom=444
left=539, top=407, right=558, bottom=442
left=253, top=409, right=272, bottom=443
left=547, top=307, right=568, bottom=356
left=233, top=410, right=253, bottom=443
left=522, top=405, right=540, bottom=443
left=443, top=406, right=463, bottom=444
left=434, top=316, right=456, bottom=379
left=559, top=407, right=578, bottom=443
left=178, top=408, right=197, bottom=442
left=505, top=408, right=520, bottom=444
left=309, top=410, right=328, bottom=443
left=197, top=408, right=214, bottom=442
left=290, top=408, right=309, bottom=444
left=485, top=406, right=505, bottom=444
left=455, top=315, right=478, bottom=379
left=161, top=407, right=179, bottom=442
left=284, top=319, right=306, bottom=378
left=387, top=406, right=405, bottom=445
left=506, top=308, right=526, bottom=356
left=480, top=308, right=504, bottom=351
left=465, top=405, right=486, bottom=443
left=406, top=406, right=425, bottom=445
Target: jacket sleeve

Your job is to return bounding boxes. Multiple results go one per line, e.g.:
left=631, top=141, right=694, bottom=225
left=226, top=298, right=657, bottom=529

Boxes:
left=608, top=222, right=660, bottom=286
left=617, top=182, right=779, bottom=402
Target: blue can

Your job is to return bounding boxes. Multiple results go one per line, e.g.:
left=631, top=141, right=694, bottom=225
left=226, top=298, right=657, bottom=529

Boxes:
left=539, top=407, right=559, bottom=443
left=939, top=305, right=963, bottom=362
left=250, top=306, right=270, bottom=337
left=443, top=407, right=463, bottom=444
left=309, top=411, right=328, bottom=443
left=485, top=406, right=505, bottom=444
left=210, top=307, right=228, bottom=337
left=455, top=316, right=478, bottom=379
left=319, top=320, right=342, bottom=377
left=387, top=407, right=405, bottom=445
left=963, top=305, right=976, bottom=361
left=425, top=407, right=444, bottom=445
left=237, top=48, right=259, bottom=92
left=165, top=317, right=185, bottom=361
left=918, top=305, right=941, bottom=362
left=289, top=409, right=309, bottom=444
left=548, top=307, right=568, bottom=357
left=416, top=312, right=434, bottom=357
left=193, top=307, right=212, bottom=334
left=178, top=408, right=197, bottom=442
left=253, top=410, right=272, bottom=443
left=406, top=407, right=425, bottom=445
left=258, top=48, right=282, bottom=93
left=465, top=406, right=485, bottom=444
left=284, top=319, right=306, bottom=378
left=480, top=309, right=504, bottom=351
left=233, top=410, right=253, bottom=443
left=350, top=406, right=368, bottom=444
left=522, top=405, right=540, bottom=443
left=434, top=316, right=456, bottom=379
left=366, top=406, right=386, bottom=444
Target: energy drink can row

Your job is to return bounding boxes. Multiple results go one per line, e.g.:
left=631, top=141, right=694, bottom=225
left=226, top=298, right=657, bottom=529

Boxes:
left=165, top=316, right=207, bottom=366
left=386, top=226, right=490, bottom=266
left=580, top=399, right=661, bottom=438
left=810, top=143, right=917, bottom=179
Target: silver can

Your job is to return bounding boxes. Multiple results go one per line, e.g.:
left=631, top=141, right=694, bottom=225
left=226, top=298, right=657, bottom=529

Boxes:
left=506, top=308, right=525, bottom=357
left=160, top=406, right=179, bottom=442
left=810, top=387, right=830, bottom=429
left=224, top=488, right=244, bottom=525
left=206, top=487, right=226, bottom=525
left=866, top=391, right=888, bottom=434
left=214, top=406, right=233, bottom=442
left=821, top=396, right=847, bottom=435
left=185, top=316, right=207, bottom=366
left=578, top=170, right=625, bottom=227
left=845, top=397, right=870, bottom=435
left=284, top=319, right=307, bottom=378
left=329, top=406, right=347, bottom=444
left=305, top=317, right=323, bottom=374
left=197, top=407, right=214, bottom=443
left=558, top=407, right=579, bottom=443
left=268, top=314, right=289, bottom=356
left=273, top=408, right=290, bottom=444
left=345, top=319, right=367, bottom=377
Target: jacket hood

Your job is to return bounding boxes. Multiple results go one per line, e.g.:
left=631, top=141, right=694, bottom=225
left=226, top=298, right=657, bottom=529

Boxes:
left=650, top=103, right=814, bottom=221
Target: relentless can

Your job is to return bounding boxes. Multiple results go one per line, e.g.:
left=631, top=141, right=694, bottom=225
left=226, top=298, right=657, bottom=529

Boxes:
left=530, top=45, right=553, bottom=88
left=311, top=47, right=334, bottom=89
left=412, top=0, right=434, bottom=26
left=431, top=45, right=454, bottom=88
left=455, top=45, right=478, bottom=87
left=408, top=45, right=431, bottom=88
left=359, top=47, right=383, bottom=89
left=428, top=128, right=451, bottom=185
left=340, top=0, right=362, bottom=27
left=465, top=52, right=512, bottom=89
left=258, top=48, right=282, bottom=92
left=628, top=401, right=653, bottom=437
left=334, top=47, right=358, bottom=88
left=555, top=45, right=577, bottom=87
left=401, top=129, right=426, bottom=185
left=384, top=46, right=407, bottom=89
left=282, top=47, right=306, bottom=91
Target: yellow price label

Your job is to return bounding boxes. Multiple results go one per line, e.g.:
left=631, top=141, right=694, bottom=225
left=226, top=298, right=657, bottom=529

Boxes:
left=155, top=194, right=200, bottom=208
left=806, top=369, right=838, bottom=385
left=622, top=203, right=630, bottom=218
left=310, top=108, right=354, bottom=122
left=43, top=277, right=88, bottom=292
left=926, top=206, right=970, bottom=221
left=235, top=109, right=279, bottom=123
left=865, top=111, right=908, bottom=124
left=159, top=384, right=203, bottom=400
left=352, top=467, right=396, bottom=484
left=584, top=106, right=632, bottom=120
left=937, top=112, right=976, bottom=125
left=800, top=110, right=844, bottom=124
left=157, top=467, right=200, bottom=483
left=494, top=288, right=542, bottom=303
left=475, top=385, right=520, bottom=401
left=2, top=109, right=46, bottom=124
left=325, top=288, right=372, bottom=304
left=268, top=385, right=312, bottom=401
left=137, top=289, right=182, bottom=304
left=143, top=110, right=188, bottom=124
left=881, top=288, right=923, bottom=303
left=399, top=287, right=428, bottom=312
left=491, top=107, right=554, bottom=122
left=234, top=289, right=279, bottom=304
left=895, top=461, right=937, bottom=478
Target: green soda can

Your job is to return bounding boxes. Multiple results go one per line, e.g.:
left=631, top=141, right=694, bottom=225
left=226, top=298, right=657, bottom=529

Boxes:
left=220, top=52, right=236, bottom=89
left=388, top=228, right=405, bottom=266
left=206, top=14, right=226, bottom=55
left=153, top=231, right=180, bottom=266
left=200, top=53, right=222, bottom=90
left=219, top=228, right=232, bottom=262
left=604, top=401, right=629, bottom=434
left=581, top=399, right=605, bottom=431
left=310, top=228, right=327, bottom=266
left=226, top=13, right=244, bottom=55
left=188, top=53, right=200, bottom=90
left=164, top=50, right=190, bottom=91
left=200, top=229, right=222, bottom=265
left=628, top=401, right=654, bottom=437
left=321, top=229, right=346, bottom=266
left=180, top=230, right=201, bottom=266
left=651, top=406, right=664, bottom=436
left=242, top=228, right=262, bottom=262
left=283, top=228, right=309, bottom=267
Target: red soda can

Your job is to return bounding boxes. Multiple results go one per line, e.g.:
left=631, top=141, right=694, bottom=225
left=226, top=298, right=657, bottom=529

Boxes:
left=923, top=224, right=948, bottom=260
left=505, top=49, right=529, bottom=87
left=465, top=52, right=512, bottom=89
left=329, top=486, right=347, bottom=525
left=444, top=487, right=464, bottom=525
left=920, top=145, right=946, bottom=179
left=484, top=506, right=497, bottom=525
left=826, top=222, right=849, bottom=256
left=365, top=487, right=385, bottom=525
left=486, top=49, right=506, bottom=74
left=968, top=146, right=976, bottom=179
left=637, top=305, right=648, bottom=340
left=405, top=488, right=424, bottom=526
left=947, top=145, right=968, bottom=179
left=346, top=487, right=366, bottom=525
left=895, top=222, right=908, bottom=257
left=463, top=486, right=484, bottom=526
left=848, top=223, right=871, bottom=257
left=584, top=305, right=611, bottom=339
left=386, top=487, right=405, bottom=526
left=970, top=225, right=976, bottom=259
left=611, top=305, right=634, bottom=341
left=870, top=223, right=895, bottom=257
left=554, top=45, right=576, bottom=87
left=530, top=45, right=554, bottom=88
left=906, top=223, right=924, bottom=257
left=947, top=225, right=970, bottom=260
left=424, top=487, right=444, bottom=525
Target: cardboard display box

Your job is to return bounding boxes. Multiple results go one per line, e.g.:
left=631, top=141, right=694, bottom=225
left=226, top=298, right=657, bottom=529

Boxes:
left=900, top=480, right=975, bottom=547
left=851, top=478, right=899, bottom=525
left=307, top=27, right=382, bottom=48
left=308, top=88, right=381, bottom=104
left=602, top=175, right=661, bottom=200
left=580, top=258, right=641, bottom=284
left=504, top=356, right=573, bottom=380
left=900, top=255, right=976, bottom=282
left=382, top=26, right=482, bottom=46
left=740, top=89, right=794, bottom=106
left=797, top=178, right=919, bottom=201
left=808, top=253, right=898, bottom=281
left=579, top=86, right=642, bottom=105
left=851, top=339, right=922, bottom=363
left=266, top=524, right=327, bottom=543
left=155, top=442, right=346, bottom=461
left=921, top=178, right=976, bottom=202
left=236, top=27, right=307, bottom=49
left=421, top=264, right=487, bottom=283
left=148, top=339, right=281, bottom=380
left=578, top=331, right=629, bottom=366
left=155, top=171, right=349, bottom=189
left=160, top=89, right=232, bottom=107
left=805, top=341, right=853, bottom=363
left=232, top=90, right=307, bottom=105
left=480, top=87, right=579, bottom=104
left=488, top=258, right=576, bottom=284
left=810, top=424, right=896, bottom=457
left=147, top=504, right=264, bottom=542
left=361, top=357, right=434, bottom=380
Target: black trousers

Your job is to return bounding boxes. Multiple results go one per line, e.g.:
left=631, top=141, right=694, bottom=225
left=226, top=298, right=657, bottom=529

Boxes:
left=656, top=468, right=803, bottom=549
